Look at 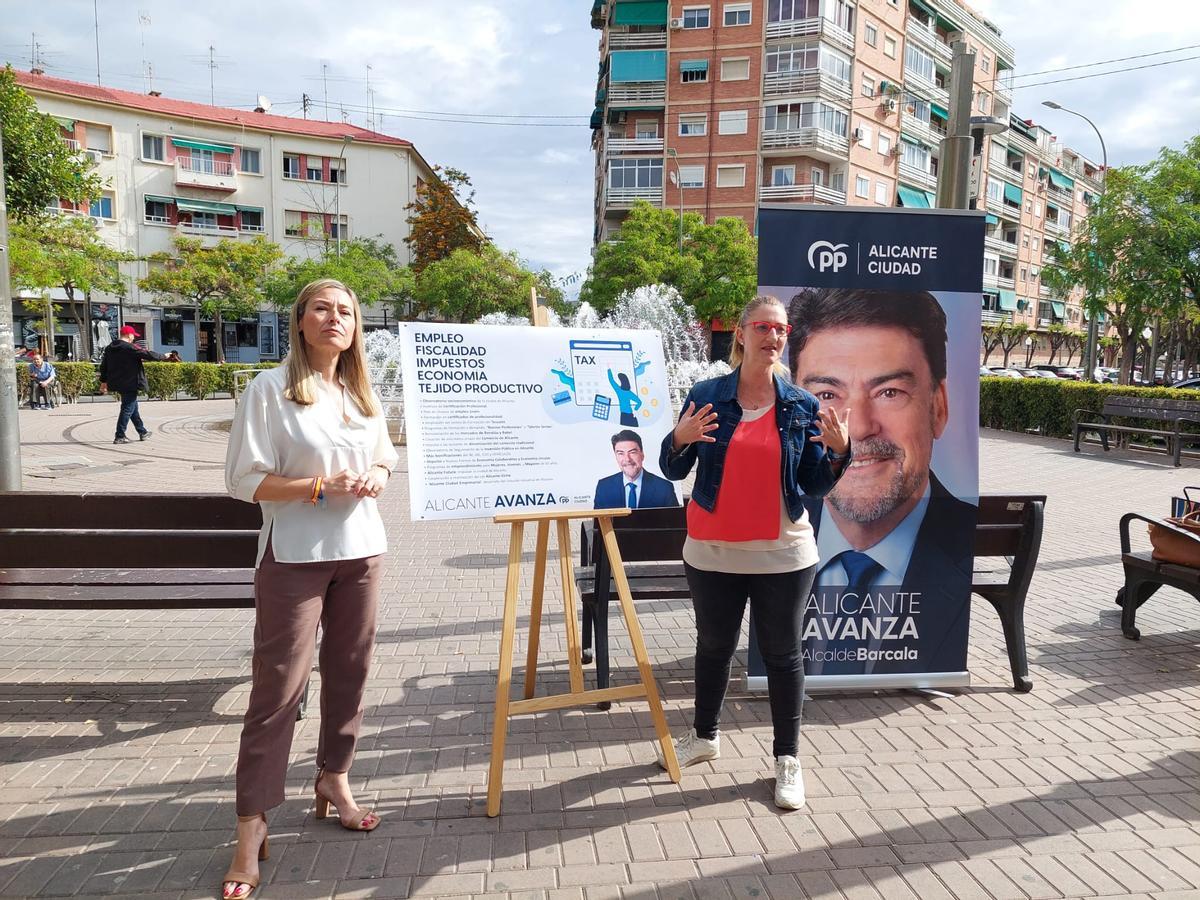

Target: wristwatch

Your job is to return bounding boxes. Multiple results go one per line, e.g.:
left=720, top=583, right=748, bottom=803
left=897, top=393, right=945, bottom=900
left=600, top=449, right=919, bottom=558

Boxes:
left=827, top=445, right=849, bottom=461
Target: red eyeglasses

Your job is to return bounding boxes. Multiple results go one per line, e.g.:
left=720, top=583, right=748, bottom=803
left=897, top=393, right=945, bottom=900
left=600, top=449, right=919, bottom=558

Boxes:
left=748, top=321, right=792, bottom=337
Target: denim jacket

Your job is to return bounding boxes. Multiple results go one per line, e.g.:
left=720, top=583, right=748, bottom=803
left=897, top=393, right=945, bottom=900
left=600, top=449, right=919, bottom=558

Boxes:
left=658, top=367, right=848, bottom=523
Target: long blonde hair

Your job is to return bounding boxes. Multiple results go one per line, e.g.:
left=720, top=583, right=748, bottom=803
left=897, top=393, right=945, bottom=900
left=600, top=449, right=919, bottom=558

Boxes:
left=728, top=294, right=789, bottom=376
left=284, top=279, right=381, bottom=417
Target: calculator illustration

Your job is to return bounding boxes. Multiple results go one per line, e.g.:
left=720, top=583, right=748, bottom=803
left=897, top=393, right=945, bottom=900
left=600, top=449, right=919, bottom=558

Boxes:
left=568, top=339, right=637, bottom=408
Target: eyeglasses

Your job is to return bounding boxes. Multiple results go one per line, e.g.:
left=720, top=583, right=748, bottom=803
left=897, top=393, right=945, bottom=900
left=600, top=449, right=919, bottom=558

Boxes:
left=748, top=321, right=792, bottom=337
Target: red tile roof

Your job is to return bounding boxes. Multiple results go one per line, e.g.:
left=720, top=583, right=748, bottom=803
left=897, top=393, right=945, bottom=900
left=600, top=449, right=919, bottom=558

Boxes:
left=15, top=69, right=412, bottom=147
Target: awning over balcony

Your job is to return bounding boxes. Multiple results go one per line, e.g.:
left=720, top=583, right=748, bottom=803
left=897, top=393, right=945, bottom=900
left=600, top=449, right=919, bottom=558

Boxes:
left=235, top=204, right=264, bottom=213
left=897, top=185, right=930, bottom=208
left=175, top=198, right=236, bottom=215
left=596, top=86, right=607, bottom=104
left=998, top=290, right=1018, bottom=311
left=1048, top=168, right=1075, bottom=191
left=610, top=50, right=666, bottom=82
left=985, top=213, right=999, bottom=225
left=612, top=0, right=667, bottom=25
left=1083, top=190, right=1097, bottom=205
left=1003, top=183, right=1023, bottom=204
left=53, top=116, right=76, bottom=130
left=1050, top=300, right=1066, bottom=317
left=679, top=59, right=708, bottom=73
left=171, top=138, right=234, bottom=154
left=590, top=108, right=604, bottom=129
left=1009, top=116, right=1037, bottom=140
left=144, top=194, right=176, bottom=206
left=930, top=102, right=949, bottom=120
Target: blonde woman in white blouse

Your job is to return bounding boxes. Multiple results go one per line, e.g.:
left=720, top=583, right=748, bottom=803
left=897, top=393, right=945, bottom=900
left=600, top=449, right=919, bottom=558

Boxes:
left=221, top=279, right=398, bottom=900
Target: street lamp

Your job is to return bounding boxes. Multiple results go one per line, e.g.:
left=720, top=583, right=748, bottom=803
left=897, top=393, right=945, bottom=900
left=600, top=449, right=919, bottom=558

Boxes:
left=1024, top=334, right=1034, bottom=367
left=334, top=134, right=354, bottom=258
left=666, top=147, right=683, bottom=253
left=1042, top=100, right=1107, bottom=382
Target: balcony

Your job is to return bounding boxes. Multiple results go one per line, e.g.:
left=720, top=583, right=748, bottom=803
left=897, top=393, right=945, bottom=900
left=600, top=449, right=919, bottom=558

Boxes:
left=905, top=21, right=952, bottom=64
left=1043, top=217, right=1071, bottom=237
left=606, top=185, right=663, bottom=206
left=764, top=17, right=854, bottom=51
left=606, top=137, right=664, bottom=155
left=899, top=161, right=938, bottom=192
left=175, top=156, right=237, bottom=192
left=995, top=78, right=1014, bottom=106
left=177, top=221, right=240, bottom=237
left=761, top=127, right=849, bottom=161
left=982, top=271, right=998, bottom=288
left=1046, top=182, right=1074, bottom=205
left=902, top=69, right=949, bottom=107
left=763, top=69, right=851, bottom=102
left=758, top=183, right=846, bottom=204
left=608, top=83, right=665, bottom=107
left=1039, top=283, right=1053, bottom=298
left=61, top=137, right=80, bottom=152
left=982, top=310, right=1013, bottom=325
left=985, top=235, right=1018, bottom=256
left=988, top=157, right=1023, bottom=184
left=900, top=116, right=946, bottom=148
left=607, top=29, right=666, bottom=50
left=996, top=275, right=1016, bottom=290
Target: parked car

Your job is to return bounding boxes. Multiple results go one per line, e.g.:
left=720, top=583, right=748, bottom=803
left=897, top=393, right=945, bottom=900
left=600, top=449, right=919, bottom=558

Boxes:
left=1034, top=365, right=1082, bottom=380
left=988, top=367, right=1024, bottom=379
left=1170, top=376, right=1200, bottom=390
left=1017, top=368, right=1060, bottom=379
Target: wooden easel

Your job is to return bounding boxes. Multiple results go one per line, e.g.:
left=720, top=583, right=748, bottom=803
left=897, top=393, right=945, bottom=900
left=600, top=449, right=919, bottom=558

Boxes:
left=486, top=507, right=681, bottom=816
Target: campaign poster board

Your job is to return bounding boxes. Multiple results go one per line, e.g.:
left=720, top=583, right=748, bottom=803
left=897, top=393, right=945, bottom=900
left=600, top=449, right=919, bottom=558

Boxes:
left=750, top=205, right=984, bottom=691
left=399, top=323, right=681, bottom=521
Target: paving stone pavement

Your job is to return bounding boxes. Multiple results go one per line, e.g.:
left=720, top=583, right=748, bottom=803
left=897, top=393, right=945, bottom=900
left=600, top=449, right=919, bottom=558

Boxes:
left=2, top=398, right=1199, bottom=900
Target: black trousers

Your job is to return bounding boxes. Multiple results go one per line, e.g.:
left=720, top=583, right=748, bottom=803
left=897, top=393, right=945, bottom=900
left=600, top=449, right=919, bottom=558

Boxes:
left=684, top=561, right=816, bottom=758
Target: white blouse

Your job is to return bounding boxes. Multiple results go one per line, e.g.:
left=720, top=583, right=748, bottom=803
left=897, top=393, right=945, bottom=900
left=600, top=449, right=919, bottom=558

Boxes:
left=225, top=365, right=399, bottom=565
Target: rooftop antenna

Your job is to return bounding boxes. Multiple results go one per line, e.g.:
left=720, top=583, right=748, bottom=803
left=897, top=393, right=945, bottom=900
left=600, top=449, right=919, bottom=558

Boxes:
left=93, top=0, right=101, bottom=84
left=138, top=11, right=152, bottom=93
left=322, top=62, right=330, bottom=121
left=366, top=63, right=373, bottom=128
left=208, top=44, right=217, bottom=105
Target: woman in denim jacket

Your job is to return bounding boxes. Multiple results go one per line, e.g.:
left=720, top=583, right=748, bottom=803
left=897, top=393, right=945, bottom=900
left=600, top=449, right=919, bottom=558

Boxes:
left=658, top=295, right=850, bottom=809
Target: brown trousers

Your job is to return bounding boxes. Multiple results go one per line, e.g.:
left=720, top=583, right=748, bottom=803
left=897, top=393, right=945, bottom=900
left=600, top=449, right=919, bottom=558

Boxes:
left=235, top=540, right=383, bottom=815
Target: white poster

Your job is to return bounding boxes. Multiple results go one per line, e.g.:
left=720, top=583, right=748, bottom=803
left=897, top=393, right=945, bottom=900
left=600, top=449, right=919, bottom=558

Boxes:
left=400, top=323, right=680, bottom=521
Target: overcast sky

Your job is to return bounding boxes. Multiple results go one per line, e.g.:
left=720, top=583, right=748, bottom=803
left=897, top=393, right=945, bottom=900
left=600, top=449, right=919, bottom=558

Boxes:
left=3, top=1, right=1198, bottom=293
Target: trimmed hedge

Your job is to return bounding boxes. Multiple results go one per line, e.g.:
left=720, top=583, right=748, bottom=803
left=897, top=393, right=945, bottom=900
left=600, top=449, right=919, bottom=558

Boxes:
left=980, top=377, right=1200, bottom=441
left=15, top=361, right=278, bottom=401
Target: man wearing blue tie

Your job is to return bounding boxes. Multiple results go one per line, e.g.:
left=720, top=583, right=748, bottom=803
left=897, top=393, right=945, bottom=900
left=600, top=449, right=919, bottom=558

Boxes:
left=593, top=430, right=679, bottom=510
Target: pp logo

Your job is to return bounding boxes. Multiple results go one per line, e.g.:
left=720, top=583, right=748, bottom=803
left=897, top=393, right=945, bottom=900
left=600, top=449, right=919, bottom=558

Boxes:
left=807, top=241, right=849, bottom=273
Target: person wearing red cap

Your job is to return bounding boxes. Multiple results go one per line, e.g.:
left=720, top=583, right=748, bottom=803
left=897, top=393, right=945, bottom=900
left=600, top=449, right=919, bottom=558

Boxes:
left=99, top=325, right=167, bottom=443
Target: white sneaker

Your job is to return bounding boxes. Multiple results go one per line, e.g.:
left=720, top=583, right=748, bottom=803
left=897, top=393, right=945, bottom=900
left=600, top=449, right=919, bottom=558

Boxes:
left=656, top=729, right=720, bottom=770
left=774, top=755, right=806, bottom=810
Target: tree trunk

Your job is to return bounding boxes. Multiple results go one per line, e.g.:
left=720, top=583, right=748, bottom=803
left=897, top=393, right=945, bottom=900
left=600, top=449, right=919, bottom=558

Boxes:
left=1118, top=332, right=1137, bottom=385
left=982, top=343, right=994, bottom=365
left=194, top=306, right=202, bottom=361
left=214, top=308, right=226, bottom=365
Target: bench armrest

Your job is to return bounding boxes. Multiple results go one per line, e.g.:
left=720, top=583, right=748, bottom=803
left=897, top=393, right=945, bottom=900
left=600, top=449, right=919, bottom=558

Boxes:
left=1073, top=408, right=1107, bottom=426
left=1119, top=511, right=1200, bottom=555
left=1174, top=417, right=1200, bottom=432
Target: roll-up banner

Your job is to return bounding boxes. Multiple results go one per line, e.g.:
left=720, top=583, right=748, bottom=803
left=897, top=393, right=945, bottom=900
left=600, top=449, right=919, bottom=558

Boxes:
left=399, top=324, right=681, bottom=521
left=749, top=205, right=984, bottom=691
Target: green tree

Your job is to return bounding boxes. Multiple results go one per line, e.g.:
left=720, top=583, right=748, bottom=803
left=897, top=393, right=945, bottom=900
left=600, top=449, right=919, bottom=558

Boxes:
left=266, top=236, right=415, bottom=315
left=403, top=166, right=483, bottom=273
left=998, top=322, right=1028, bottom=368
left=580, top=200, right=756, bottom=325
left=412, top=244, right=555, bottom=323
left=0, top=65, right=102, bottom=222
left=8, top=215, right=127, bottom=359
left=139, top=236, right=283, bottom=364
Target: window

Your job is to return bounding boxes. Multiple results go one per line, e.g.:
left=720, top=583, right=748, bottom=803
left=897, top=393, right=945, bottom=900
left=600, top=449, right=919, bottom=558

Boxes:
left=720, top=57, right=750, bottom=80
left=679, top=114, right=707, bottom=136
left=283, top=154, right=301, bottom=179
left=767, top=0, right=820, bottom=23
left=89, top=193, right=114, bottom=219
left=855, top=176, right=869, bottom=198
left=681, top=63, right=708, bottom=83
left=1020, top=267, right=1027, bottom=282
left=284, top=209, right=303, bottom=236
left=723, top=3, right=751, bottom=25
left=260, top=323, right=275, bottom=356
left=160, top=319, right=184, bottom=346
left=829, top=0, right=854, bottom=31
left=905, top=44, right=935, bottom=82
left=236, top=322, right=259, bottom=348
left=765, top=41, right=850, bottom=84
left=1027, top=162, right=1036, bottom=178
left=1032, top=236, right=1040, bottom=252
left=679, top=165, right=705, bottom=188
left=763, top=100, right=848, bottom=137
left=142, top=134, right=164, bottom=161
left=983, top=255, right=998, bottom=277
left=811, top=167, right=824, bottom=186
left=878, top=134, right=891, bottom=156
left=190, top=212, right=217, bottom=231
left=240, top=209, right=264, bottom=232
left=1034, top=200, right=1042, bottom=218
left=883, top=35, right=896, bottom=58
left=240, top=148, right=261, bottom=175
left=144, top=198, right=170, bottom=224
left=306, top=161, right=323, bottom=181
left=683, top=6, right=710, bottom=28
left=772, top=165, right=795, bottom=186
left=977, top=92, right=989, bottom=114
left=830, top=171, right=845, bottom=192
left=900, top=140, right=930, bottom=172
left=861, top=74, right=875, bottom=97
left=635, top=120, right=659, bottom=139
left=718, top=110, right=748, bottom=134
left=329, top=158, right=347, bottom=184
left=864, top=21, right=878, bottom=47
left=986, top=179, right=1002, bottom=203
left=329, top=215, right=349, bottom=240
left=875, top=181, right=888, bottom=204
left=716, top=165, right=745, bottom=188
left=1022, top=231, right=1029, bottom=248
left=609, top=157, right=664, bottom=189
left=981, top=55, right=991, bottom=73
left=1025, top=200, right=1032, bottom=213
left=83, top=124, right=112, bottom=154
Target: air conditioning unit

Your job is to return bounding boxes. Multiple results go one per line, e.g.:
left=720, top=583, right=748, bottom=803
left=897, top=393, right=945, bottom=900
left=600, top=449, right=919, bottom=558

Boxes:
left=889, top=145, right=903, bottom=157
left=84, top=149, right=104, bottom=163
left=669, top=16, right=684, bottom=28
left=87, top=215, right=105, bottom=227
left=852, top=127, right=866, bottom=142
left=881, top=98, right=897, bottom=112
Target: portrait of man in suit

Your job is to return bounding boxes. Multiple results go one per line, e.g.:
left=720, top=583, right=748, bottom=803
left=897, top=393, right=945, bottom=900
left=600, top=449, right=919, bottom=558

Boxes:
left=594, top=430, right=680, bottom=510
left=786, top=288, right=976, bottom=674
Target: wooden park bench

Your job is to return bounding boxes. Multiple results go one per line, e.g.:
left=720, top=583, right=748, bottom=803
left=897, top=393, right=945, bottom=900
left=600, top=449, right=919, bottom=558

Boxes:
left=0, top=492, right=309, bottom=715
left=1073, top=396, right=1200, bottom=466
left=1116, top=510, right=1200, bottom=640
left=575, top=495, right=1046, bottom=695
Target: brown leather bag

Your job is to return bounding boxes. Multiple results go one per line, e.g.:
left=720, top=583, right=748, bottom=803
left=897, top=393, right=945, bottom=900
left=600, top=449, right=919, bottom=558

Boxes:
left=1148, top=510, right=1200, bottom=566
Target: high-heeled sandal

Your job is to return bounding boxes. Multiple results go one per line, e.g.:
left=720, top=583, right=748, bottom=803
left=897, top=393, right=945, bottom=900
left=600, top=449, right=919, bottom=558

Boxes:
left=314, top=767, right=381, bottom=831
left=221, top=813, right=269, bottom=899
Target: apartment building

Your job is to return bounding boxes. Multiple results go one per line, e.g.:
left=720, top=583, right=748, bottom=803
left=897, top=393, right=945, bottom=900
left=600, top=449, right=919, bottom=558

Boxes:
left=589, top=0, right=1105, bottom=346
left=13, top=70, right=442, bottom=362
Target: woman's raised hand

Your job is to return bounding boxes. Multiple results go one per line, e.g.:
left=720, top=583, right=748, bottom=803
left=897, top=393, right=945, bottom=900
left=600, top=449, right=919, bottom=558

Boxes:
left=673, top=402, right=719, bottom=450
left=809, top=406, right=851, bottom=456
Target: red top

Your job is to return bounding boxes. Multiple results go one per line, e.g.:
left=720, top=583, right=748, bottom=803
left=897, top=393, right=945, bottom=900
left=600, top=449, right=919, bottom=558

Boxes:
left=687, top=409, right=782, bottom=541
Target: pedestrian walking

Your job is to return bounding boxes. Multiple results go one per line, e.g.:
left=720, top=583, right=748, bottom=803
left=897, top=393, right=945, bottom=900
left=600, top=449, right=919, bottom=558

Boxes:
left=658, top=294, right=851, bottom=810
left=221, top=279, right=398, bottom=899
left=98, top=325, right=166, bottom=443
